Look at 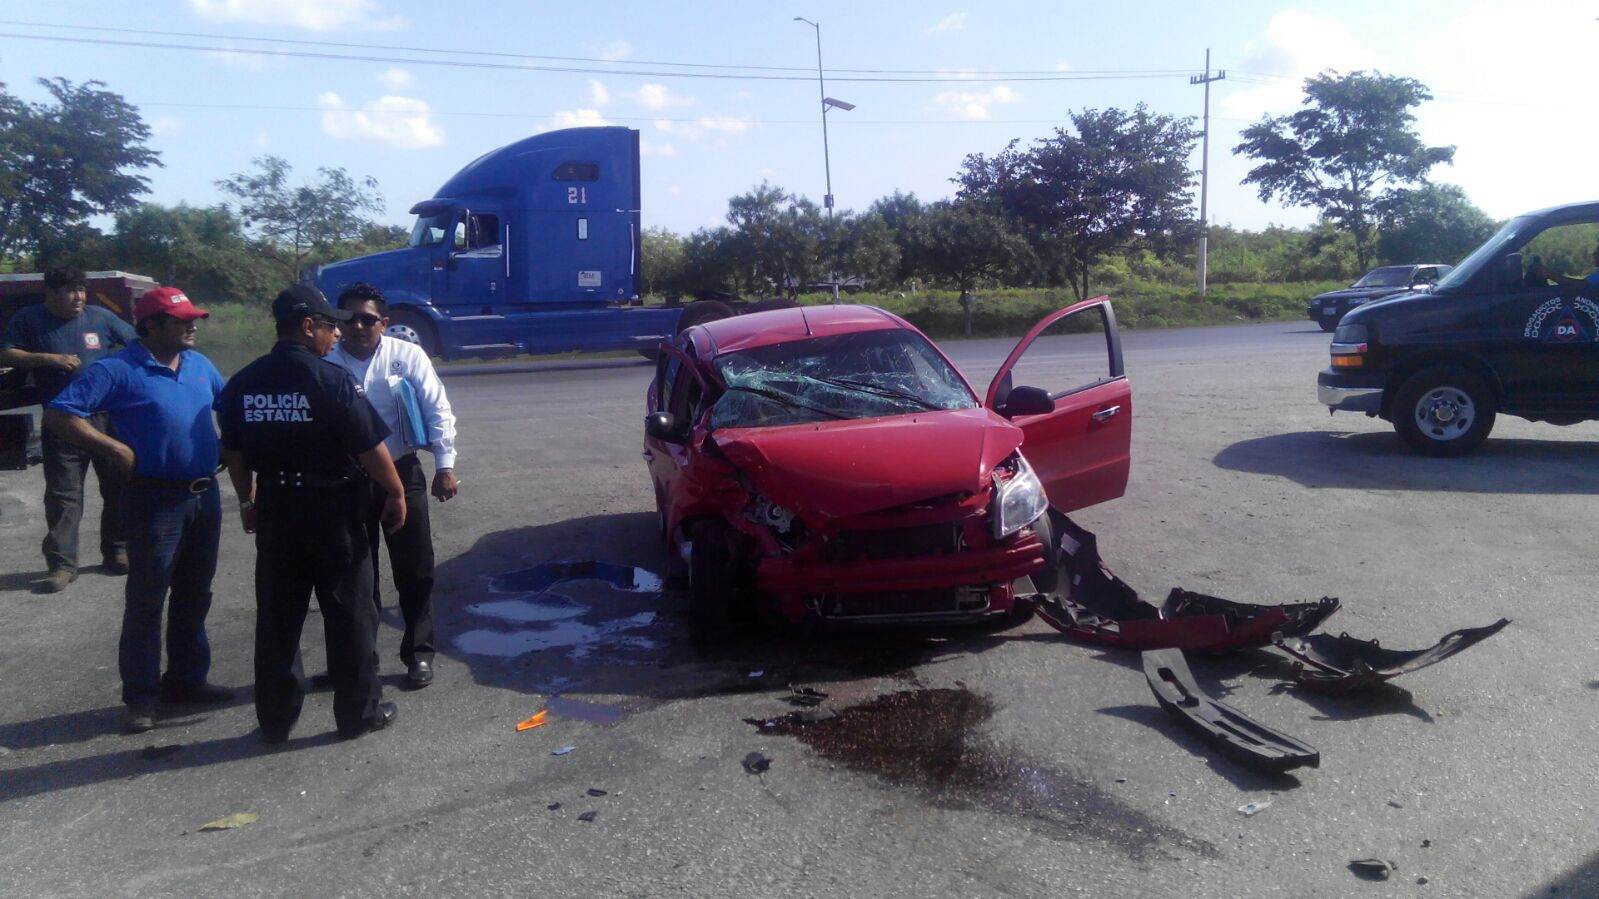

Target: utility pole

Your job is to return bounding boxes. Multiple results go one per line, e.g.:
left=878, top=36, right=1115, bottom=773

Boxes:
left=1190, top=48, right=1225, bottom=295
left=795, top=16, right=853, bottom=303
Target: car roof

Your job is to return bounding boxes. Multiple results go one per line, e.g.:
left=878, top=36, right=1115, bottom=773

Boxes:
left=694, top=304, right=907, bottom=356
left=1519, top=201, right=1599, bottom=223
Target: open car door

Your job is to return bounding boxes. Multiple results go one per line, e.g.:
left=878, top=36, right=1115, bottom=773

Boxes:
left=984, top=296, right=1130, bottom=513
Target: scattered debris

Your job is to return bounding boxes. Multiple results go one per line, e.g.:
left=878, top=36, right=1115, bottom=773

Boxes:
left=1388, top=799, right=1404, bottom=809
left=515, top=709, right=549, bottom=732
left=741, top=751, right=772, bottom=775
left=745, top=707, right=839, bottom=732
left=1238, top=801, right=1271, bottom=816
left=1035, top=519, right=1340, bottom=653
left=1417, top=876, right=1430, bottom=885
left=547, top=802, right=561, bottom=811
left=1275, top=619, right=1511, bottom=694
left=1348, top=858, right=1396, bottom=881
left=199, top=812, right=259, bottom=832
left=140, top=744, right=182, bottom=760
left=1115, top=777, right=1127, bottom=784
left=1421, top=839, right=1432, bottom=849
left=783, top=686, right=828, bottom=707
left=1143, top=648, right=1320, bottom=772
left=577, top=810, right=598, bottom=823
left=586, top=788, right=608, bottom=797
left=552, top=746, right=575, bottom=756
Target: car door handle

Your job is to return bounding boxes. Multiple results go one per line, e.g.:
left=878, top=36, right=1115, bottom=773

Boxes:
left=1091, top=405, right=1122, bottom=422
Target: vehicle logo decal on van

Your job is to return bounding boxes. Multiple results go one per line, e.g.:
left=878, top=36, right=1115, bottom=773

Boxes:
left=1525, top=298, right=1599, bottom=342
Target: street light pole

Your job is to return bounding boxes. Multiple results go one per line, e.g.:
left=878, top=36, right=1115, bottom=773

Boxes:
left=795, top=16, right=841, bottom=302
left=1190, top=48, right=1225, bottom=296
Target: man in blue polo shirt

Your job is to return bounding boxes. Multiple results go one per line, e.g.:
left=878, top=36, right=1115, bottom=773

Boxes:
left=45, top=286, right=232, bottom=734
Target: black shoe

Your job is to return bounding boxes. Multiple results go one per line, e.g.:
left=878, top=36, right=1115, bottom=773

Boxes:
left=38, top=568, right=76, bottom=594
left=405, top=659, right=433, bottom=689
left=159, top=681, right=236, bottom=705
left=103, top=550, right=129, bottom=575
left=124, top=704, right=156, bottom=734
left=308, top=672, right=334, bottom=690
left=340, top=701, right=397, bottom=739
left=261, top=728, right=290, bottom=745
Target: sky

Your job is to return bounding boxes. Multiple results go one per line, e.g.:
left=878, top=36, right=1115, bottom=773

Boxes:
left=1, top=0, right=1594, bottom=237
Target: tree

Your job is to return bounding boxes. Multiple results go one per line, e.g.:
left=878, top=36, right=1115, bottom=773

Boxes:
left=0, top=78, right=161, bottom=264
left=1377, top=183, right=1495, bottom=266
left=217, top=155, right=384, bottom=279
left=722, top=183, right=825, bottom=297
left=107, top=203, right=277, bottom=302
left=914, top=200, right=1032, bottom=335
left=956, top=104, right=1199, bottom=299
left=868, top=191, right=928, bottom=286
left=831, top=211, right=901, bottom=291
left=1235, top=71, right=1455, bottom=271
left=641, top=226, right=687, bottom=296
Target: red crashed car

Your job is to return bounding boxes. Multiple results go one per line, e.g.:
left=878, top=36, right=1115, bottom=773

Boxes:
left=642, top=299, right=1131, bottom=638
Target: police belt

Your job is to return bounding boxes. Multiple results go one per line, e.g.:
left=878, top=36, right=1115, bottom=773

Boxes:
left=260, top=470, right=358, bottom=489
left=126, top=475, right=216, bottom=495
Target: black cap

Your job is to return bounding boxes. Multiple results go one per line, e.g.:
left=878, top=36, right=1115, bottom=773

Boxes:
left=271, top=283, right=353, bottom=324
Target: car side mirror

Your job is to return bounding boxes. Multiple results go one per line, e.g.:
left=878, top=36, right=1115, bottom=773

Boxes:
left=645, top=411, right=686, bottom=443
left=999, top=385, right=1054, bottom=418
left=1411, top=282, right=1432, bottom=292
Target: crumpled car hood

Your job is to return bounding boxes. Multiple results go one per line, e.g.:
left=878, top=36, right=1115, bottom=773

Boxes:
left=713, top=407, right=1022, bottom=521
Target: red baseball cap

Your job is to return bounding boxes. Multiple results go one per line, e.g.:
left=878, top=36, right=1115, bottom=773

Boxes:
left=134, top=287, right=209, bottom=324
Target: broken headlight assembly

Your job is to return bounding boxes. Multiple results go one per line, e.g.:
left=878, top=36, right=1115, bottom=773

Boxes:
left=744, top=492, right=805, bottom=549
left=990, top=454, right=1048, bottom=539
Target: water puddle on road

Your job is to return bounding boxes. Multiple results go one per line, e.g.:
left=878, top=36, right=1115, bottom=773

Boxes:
left=453, top=561, right=663, bottom=663
left=751, top=687, right=1215, bottom=861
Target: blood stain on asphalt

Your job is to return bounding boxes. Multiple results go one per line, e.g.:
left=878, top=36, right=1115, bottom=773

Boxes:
left=750, top=687, right=1215, bottom=861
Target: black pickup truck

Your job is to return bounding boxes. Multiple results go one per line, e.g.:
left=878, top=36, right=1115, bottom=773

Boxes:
left=1318, top=201, right=1599, bottom=456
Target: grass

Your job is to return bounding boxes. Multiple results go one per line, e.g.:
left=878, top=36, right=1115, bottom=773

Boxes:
left=191, top=281, right=1344, bottom=374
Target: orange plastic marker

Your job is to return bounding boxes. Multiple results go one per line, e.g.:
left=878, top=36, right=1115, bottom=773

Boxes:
left=516, top=709, right=549, bottom=732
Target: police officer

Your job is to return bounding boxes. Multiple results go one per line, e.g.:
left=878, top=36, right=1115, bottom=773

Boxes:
left=216, top=284, right=407, bottom=742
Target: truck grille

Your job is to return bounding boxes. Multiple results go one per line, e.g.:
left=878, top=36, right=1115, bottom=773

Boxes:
left=824, top=522, right=964, bottom=563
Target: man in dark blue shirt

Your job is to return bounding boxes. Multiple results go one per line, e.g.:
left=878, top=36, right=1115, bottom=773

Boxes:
left=0, top=267, right=136, bottom=591
left=46, top=287, right=232, bottom=734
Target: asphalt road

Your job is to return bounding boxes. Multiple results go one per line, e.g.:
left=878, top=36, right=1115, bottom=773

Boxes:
left=3, top=319, right=1598, bottom=897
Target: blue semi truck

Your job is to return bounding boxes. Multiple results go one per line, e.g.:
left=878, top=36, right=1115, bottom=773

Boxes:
left=316, top=126, right=736, bottom=359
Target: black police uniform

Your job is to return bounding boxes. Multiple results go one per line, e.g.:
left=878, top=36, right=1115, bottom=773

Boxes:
left=217, top=337, right=392, bottom=739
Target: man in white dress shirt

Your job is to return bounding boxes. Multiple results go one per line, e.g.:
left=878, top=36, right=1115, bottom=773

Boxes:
left=327, top=283, right=459, bottom=688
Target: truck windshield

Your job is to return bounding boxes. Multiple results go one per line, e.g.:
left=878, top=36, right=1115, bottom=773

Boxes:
left=710, top=329, right=977, bottom=429
left=1353, top=266, right=1415, bottom=288
left=409, top=213, right=452, bottom=248
left=1434, top=216, right=1536, bottom=292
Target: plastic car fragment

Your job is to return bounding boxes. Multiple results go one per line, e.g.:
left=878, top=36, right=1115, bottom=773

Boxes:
left=1034, top=516, right=1340, bottom=653
left=1142, top=648, right=1321, bottom=772
left=1273, top=619, right=1511, bottom=694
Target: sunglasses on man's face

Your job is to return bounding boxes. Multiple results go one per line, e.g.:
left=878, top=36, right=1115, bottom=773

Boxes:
left=348, top=314, right=385, bottom=328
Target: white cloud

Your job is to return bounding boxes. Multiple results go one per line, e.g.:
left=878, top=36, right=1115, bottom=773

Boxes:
left=204, top=49, right=266, bottom=71
left=151, top=116, right=184, bottom=137
left=695, top=116, right=750, bottom=134
left=318, top=93, right=444, bottom=149
left=925, top=12, right=967, bottom=34
left=653, top=115, right=752, bottom=143
left=595, top=39, right=632, bottom=61
left=1221, top=10, right=1379, bottom=120
left=630, top=83, right=695, bottom=111
left=588, top=80, right=611, bottom=106
left=188, top=0, right=406, bottom=31
left=667, top=184, right=682, bottom=197
left=1055, top=60, right=1070, bottom=72
left=931, top=84, right=1018, bottom=120
left=552, top=108, right=610, bottom=129
left=640, top=139, right=677, bottom=157
left=376, top=68, right=413, bottom=90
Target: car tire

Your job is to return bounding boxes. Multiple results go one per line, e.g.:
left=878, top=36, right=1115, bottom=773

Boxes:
left=1391, top=366, right=1496, bottom=457
left=385, top=308, right=440, bottom=357
left=1317, top=316, right=1338, bottom=333
left=675, top=300, right=734, bottom=334
left=688, top=519, right=747, bottom=643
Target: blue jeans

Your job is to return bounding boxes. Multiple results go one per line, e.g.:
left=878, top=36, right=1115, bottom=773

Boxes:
left=119, top=481, right=222, bottom=707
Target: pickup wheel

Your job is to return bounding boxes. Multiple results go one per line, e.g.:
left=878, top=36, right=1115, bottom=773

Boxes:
left=675, top=300, right=734, bottom=334
left=688, top=519, right=749, bottom=643
left=386, top=308, right=440, bottom=358
left=1391, top=366, right=1496, bottom=456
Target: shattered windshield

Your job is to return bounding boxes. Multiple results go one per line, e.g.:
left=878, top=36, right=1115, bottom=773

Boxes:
left=710, top=328, right=978, bottom=429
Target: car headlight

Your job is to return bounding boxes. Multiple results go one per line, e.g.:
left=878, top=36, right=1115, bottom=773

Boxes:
left=991, top=454, right=1049, bottom=539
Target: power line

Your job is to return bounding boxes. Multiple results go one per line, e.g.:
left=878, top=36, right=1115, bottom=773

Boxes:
left=0, top=19, right=1197, bottom=78
left=0, top=31, right=1193, bottom=84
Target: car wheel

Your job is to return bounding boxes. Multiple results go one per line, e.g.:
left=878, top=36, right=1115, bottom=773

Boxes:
left=1391, top=366, right=1496, bottom=457
left=688, top=519, right=748, bottom=642
left=385, top=308, right=440, bottom=357
left=1317, top=316, right=1338, bottom=333
left=675, top=300, right=734, bottom=334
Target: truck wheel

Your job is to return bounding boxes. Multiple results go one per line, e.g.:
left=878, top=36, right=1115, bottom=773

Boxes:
left=688, top=519, right=749, bottom=643
left=1317, top=316, right=1338, bottom=332
left=675, top=300, right=734, bottom=334
left=1392, top=366, right=1496, bottom=456
left=385, top=308, right=440, bottom=357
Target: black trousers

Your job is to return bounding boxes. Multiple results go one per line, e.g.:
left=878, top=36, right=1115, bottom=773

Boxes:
left=253, top=482, right=382, bottom=738
left=365, top=453, right=436, bottom=666
left=40, top=411, right=125, bottom=573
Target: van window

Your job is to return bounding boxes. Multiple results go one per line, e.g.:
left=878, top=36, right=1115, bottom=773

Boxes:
left=553, top=162, right=600, bottom=182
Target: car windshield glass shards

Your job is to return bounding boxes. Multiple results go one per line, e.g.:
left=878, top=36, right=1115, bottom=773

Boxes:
left=1352, top=266, right=1415, bottom=288
left=710, top=328, right=978, bottom=428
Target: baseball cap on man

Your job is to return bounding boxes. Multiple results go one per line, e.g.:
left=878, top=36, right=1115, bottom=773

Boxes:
left=272, top=283, right=353, bottom=324
left=134, top=287, right=210, bottom=324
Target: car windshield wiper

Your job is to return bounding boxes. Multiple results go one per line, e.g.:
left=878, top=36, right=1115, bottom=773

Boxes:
left=805, top=374, right=941, bottom=410
left=722, top=384, right=850, bottom=420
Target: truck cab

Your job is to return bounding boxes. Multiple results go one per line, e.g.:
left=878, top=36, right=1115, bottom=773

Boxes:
left=1318, top=201, right=1599, bottom=455
left=317, top=127, right=686, bottom=359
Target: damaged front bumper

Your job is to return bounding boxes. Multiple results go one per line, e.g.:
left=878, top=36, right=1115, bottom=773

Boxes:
left=1274, top=619, right=1512, bottom=694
